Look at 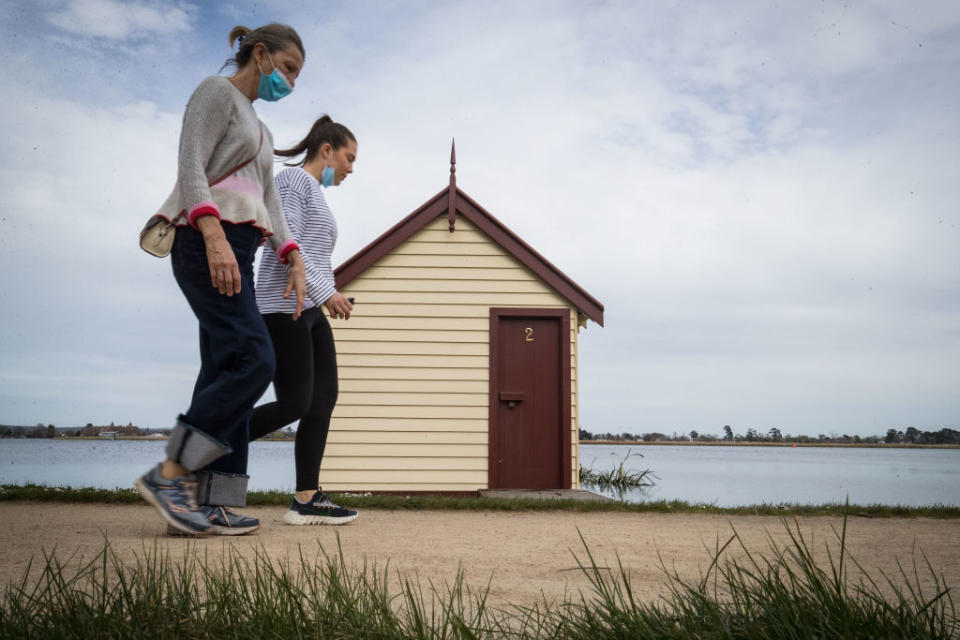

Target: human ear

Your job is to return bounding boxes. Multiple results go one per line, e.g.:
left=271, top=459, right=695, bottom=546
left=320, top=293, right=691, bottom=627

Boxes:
left=253, top=42, right=268, bottom=67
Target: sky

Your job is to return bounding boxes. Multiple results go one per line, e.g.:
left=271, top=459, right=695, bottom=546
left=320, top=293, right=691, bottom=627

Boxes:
left=0, top=0, right=957, bottom=439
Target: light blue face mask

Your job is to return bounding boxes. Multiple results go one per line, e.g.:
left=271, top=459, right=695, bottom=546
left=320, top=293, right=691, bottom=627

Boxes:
left=321, top=166, right=335, bottom=187
left=256, top=51, right=292, bottom=102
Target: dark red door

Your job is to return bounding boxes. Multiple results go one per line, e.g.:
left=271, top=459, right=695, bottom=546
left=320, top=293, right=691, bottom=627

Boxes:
left=490, top=312, right=566, bottom=489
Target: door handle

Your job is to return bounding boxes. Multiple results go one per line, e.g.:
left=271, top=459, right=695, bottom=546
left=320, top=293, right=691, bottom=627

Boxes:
left=498, top=391, right=524, bottom=409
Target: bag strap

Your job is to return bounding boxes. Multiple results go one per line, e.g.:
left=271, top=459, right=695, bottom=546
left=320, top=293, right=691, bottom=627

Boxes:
left=209, top=124, right=264, bottom=187
left=169, top=124, right=264, bottom=225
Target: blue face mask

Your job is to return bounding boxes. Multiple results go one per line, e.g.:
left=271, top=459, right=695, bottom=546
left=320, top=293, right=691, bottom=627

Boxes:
left=321, top=166, right=335, bottom=187
left=256, top=51, right=292, bottom=102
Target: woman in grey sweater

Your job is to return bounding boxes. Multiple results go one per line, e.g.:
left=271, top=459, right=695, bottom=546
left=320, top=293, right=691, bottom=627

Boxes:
left=136, top=23, right=308, bottom=537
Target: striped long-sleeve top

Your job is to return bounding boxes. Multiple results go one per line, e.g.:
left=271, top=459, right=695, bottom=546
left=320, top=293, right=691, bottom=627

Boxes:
left=256, top=167, right=338, bottom=313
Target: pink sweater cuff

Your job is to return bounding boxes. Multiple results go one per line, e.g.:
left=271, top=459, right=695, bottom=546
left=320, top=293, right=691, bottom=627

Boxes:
left=276, top=239, right=299, bottom=264
left=188, top=201, right=221, bottom=229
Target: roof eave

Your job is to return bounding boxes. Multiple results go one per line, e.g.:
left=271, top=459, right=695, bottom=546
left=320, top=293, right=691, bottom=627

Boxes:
left=454, top=188, right=604, bottom=326
left=334, top=185, right=605, bottom=327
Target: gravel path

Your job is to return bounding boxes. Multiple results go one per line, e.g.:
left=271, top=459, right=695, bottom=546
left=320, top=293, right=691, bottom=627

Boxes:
left=1, top=504, right=957, bottom=607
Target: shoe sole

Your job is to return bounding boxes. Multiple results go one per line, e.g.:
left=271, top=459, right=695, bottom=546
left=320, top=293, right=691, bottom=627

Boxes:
left=164, top=526, right=211, bottom=538
left=167, top=523, right=259, bottom=537
left=210, top=523, right=260, bottom=535
left=135, top=478, right=212, bottom=537
left=283, top=510, right=358, bottom=526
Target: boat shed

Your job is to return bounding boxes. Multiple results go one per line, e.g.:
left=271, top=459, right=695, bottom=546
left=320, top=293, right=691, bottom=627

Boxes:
left=320, top=144, right=604, bottom=493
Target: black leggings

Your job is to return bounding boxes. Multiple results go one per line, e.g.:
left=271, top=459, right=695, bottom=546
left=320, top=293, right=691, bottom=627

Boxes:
left=249, top=306, right=338, bottom=491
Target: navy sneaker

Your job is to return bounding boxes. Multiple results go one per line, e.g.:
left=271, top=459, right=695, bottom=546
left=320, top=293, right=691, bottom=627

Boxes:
left=283, top=491, right=358, bottom=525
left=135, top=464, right=211, bottom=536
left=167, top=505, right=260, bottom=536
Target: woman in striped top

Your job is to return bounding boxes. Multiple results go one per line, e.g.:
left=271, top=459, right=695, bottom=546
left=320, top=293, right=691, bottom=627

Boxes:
left=251, top=115, right=359, bottom=525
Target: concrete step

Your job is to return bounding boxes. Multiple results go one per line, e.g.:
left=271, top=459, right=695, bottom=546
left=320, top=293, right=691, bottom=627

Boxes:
left=479, top=489, right=612, bottom=502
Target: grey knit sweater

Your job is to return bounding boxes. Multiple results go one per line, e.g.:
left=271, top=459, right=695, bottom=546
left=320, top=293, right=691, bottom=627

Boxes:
left=159, top=76, right=298, bottom=261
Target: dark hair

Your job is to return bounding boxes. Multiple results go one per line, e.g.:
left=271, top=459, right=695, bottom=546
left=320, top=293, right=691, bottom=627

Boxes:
left=221, top=23, right=304, bottom=71
left=275, top=115, right=357, bottom=166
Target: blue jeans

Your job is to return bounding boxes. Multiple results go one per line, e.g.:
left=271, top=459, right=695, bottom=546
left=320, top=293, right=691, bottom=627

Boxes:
left=168, top=222, right=275, bottom=505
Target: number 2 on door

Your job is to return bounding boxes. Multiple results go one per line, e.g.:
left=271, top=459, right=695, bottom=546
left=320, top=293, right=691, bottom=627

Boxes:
left=524, top=327, right=534, bottom=342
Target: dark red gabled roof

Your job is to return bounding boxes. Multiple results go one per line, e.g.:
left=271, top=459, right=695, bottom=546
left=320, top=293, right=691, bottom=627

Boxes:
left=334, top=183, right=605, bottom=326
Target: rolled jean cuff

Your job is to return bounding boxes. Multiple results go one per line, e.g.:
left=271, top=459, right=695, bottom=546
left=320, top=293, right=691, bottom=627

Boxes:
left=165, top=417, right=231, bottom=471
left=195, top=470, right=249, bottom=507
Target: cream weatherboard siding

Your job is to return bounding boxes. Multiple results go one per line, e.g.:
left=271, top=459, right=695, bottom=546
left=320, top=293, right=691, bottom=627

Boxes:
left=321, top=214, right=581, bottom=491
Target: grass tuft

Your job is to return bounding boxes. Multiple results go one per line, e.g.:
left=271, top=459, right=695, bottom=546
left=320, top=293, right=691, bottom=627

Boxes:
left=579, top=449, right=658, bottom=495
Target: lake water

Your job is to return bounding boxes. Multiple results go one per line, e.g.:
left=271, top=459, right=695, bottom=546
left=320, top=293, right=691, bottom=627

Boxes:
left=580, top=444, right=960, bottom=507
left=0, top=439, right=300, bottom=493
left=0, top=439, right=957, bottom=507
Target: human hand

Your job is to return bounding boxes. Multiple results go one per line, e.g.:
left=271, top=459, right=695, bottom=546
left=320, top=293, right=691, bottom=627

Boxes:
left=324, top=292, right=353, bottom=320
left=197, top=217, right=240, bottom=296
left=283, top=250, right=306, bottom=320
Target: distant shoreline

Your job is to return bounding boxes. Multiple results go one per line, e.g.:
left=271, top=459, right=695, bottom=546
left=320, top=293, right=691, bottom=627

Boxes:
left=0, top=435, right=292, bottom=442
left=583, top=440, right=960, bottom=449
left=3, top=436, right=957, bottom=449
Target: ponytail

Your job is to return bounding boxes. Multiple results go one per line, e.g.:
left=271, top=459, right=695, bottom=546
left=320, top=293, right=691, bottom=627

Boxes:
left=275, top=115, right=356, bottom=166
left=228, top=26, right=250, bottom=49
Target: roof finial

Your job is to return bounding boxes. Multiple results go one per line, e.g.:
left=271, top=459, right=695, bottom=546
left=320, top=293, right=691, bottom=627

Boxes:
left=448, top=138, right=457, bottom=232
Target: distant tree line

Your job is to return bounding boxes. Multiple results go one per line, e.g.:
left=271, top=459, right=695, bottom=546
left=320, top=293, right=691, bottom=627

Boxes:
left=884, top=427, right=960, bottom=445
left=0, top=422, right=299, bottom=440
left=0, top=422, right=161, bottom=438
left=0, top=424, right=58, bottom=438
left=579, top=426, right=960, bottom=445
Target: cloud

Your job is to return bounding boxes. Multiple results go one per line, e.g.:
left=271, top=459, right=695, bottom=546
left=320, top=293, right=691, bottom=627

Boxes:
left=0, top=352, right=198, bottom=427
left=243, top=2, right=960, bottom=439
left=46, top=0, right=195, bottom=40
left=0, top=89, right=200, bottom=427
left=0, top=0, right=957, bottom=435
